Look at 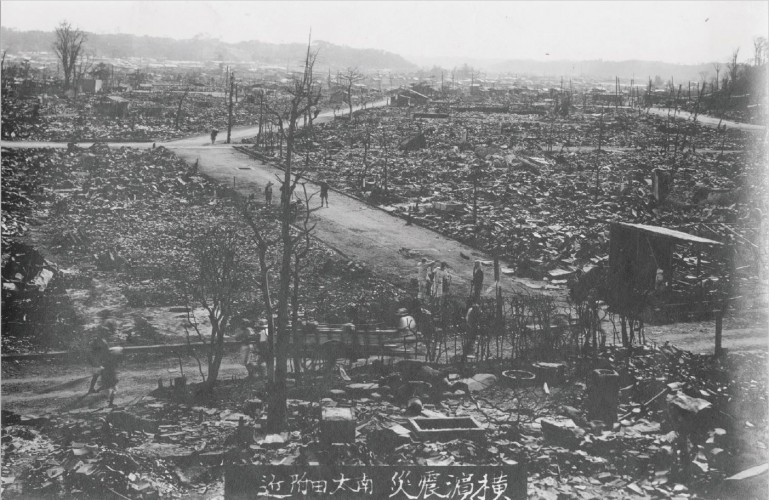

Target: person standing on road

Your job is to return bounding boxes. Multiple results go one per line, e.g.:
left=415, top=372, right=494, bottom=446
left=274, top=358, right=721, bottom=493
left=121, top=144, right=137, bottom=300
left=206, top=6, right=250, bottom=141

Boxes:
left=417, top=258, right=434, bottom=300
left=471, top=260, right=484, bottom=302
left=210, top=128, right=218, bottom=145
left=319, top=180, right=329, bottom=207
left=432, top=262, right=450, bottom=300
left=264, top=182, right=273, bottom=205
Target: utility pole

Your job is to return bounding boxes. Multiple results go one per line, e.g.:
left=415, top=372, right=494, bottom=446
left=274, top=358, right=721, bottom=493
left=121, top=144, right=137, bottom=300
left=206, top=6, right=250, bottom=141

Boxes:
left=258, top=92, right=264, bottom=149
left=227, top=71, right=235, bottom=144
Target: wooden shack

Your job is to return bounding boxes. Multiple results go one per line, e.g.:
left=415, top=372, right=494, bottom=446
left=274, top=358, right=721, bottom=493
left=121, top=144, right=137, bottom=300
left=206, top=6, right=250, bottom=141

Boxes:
left=607, top=222, right=723, bottom=308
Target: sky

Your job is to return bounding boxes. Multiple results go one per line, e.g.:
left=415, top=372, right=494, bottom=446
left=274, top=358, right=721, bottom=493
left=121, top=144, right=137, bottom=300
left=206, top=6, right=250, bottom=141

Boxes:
left=1, top=1, right=767, bottom=65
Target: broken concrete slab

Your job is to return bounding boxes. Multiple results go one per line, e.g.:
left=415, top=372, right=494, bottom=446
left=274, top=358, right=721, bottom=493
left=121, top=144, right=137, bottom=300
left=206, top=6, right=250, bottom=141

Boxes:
left=369, top=423, right=412, bottom=452
left=320, top=407, right=356, bottom=445
left=586, top=369, right=620, bottom=424
left=408, top=416, right=485, bottom=441
left=540, top=418, right=585, bottom=449
left=460, top=373, right=498, bottom=392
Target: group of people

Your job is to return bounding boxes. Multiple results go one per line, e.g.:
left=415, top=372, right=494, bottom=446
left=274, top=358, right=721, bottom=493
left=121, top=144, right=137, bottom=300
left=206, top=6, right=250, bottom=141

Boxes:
left=261, top=180, right=328, bottom=207
left=417, top=259, right=451, bottom=301
left=417, top=258, right=485, bottom=302
left=209, top=125, right=331, bottom=208
left=413, top=258, right=486, bottom=359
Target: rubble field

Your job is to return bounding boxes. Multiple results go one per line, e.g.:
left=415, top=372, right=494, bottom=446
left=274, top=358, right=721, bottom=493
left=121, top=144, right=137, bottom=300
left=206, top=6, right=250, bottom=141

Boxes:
left=1, top=145, right=404, bottom=354
left=1, top=95, right=767, bottom=499
left=2, top=91, right=266, bottom=142
left=253, top=105, right=766, bottom=310
left=2, top=345, right=766, bottom=499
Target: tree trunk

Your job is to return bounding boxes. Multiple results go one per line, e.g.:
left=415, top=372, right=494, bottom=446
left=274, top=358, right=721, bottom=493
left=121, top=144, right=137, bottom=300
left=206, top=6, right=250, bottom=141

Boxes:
left=227, top=73, right=234, bottom=143
left=257, top=248, right=275, bottom=381
left=205, top=317, right=226, bottom=392
left=175, top=88, right=189, bottom=130
left=291, top=253, right=303, bottom=381
left=268, top=120, right=295, bottom=432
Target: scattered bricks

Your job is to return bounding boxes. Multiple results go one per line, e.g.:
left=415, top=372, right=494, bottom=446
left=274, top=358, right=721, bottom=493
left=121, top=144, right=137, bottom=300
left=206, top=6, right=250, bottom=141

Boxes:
left=532, top=362, right=566, bottom=386
left=586, top=369, right=620, bottom=424
left=320, top=407, right=356, bottom=446
left=540, top=418, right=585, bottom=449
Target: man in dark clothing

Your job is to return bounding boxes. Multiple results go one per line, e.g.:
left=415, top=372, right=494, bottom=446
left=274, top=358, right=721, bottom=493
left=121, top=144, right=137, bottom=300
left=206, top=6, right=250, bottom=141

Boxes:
left=319, top=180, right=329, bottom=207
left=264, top=182, right=273, bottom=205
left=471, top=261, right=484, bottom=302
left=210, top=128, right=218, bottom=145
left=88, top=337, right=121, bottom=406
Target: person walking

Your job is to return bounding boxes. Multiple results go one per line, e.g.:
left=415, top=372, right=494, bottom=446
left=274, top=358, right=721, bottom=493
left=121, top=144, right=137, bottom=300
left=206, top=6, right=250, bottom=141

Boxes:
left=240, top=320, right=265, bottom=379
left=264, top=182, right=273, bottom=205
left=471, top=260, right=484, bottom=302
left=319, top=180, right=329, bottom=207
left=210, top=128, right=219, bottom=145
left=87, top=335, right=122, bottom=406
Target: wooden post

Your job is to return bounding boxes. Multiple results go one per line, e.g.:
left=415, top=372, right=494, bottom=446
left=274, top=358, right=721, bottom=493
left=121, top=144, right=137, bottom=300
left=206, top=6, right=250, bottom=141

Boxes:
left=494, top=256, right=502, bottom=336
left=227, top=71, right=235, bottom=144
left=715, top=310, right=723, bottom=356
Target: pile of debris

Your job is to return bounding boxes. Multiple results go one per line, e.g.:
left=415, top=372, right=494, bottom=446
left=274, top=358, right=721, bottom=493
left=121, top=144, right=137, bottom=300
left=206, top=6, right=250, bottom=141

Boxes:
left=275, top=105, right=760, bottom=283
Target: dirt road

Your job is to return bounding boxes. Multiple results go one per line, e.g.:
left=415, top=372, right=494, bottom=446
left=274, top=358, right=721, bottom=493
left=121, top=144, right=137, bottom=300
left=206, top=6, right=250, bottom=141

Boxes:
left=647, top=107, right=767, bottom=132
left=170, top=145, right=544, bottom=296
left=1, top=352, right=250, bottom=415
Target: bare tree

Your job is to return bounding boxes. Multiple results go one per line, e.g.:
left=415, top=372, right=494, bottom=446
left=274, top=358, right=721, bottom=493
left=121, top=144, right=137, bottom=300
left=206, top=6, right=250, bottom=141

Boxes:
left=244, top=41, right=322, bottom=431
left=175, top=85, right=191, bottom=130
left=72, top=51, right=94, bottom=95
left=727, top=48, right=740, bottom=91
left=185, top=226, right=247, bottom=393
left=357, top=118, right=375, bottom=190
left=712, top=62, right=721, bottom=91
left=53, top=21, right=87, bottom=90
left=340, top=67, right=364, bottom=122
left=754, top=37, right=767, bottom=66
left=379, top=124, right=391, bottom=194
left=698, top=71, right=710, bottom=87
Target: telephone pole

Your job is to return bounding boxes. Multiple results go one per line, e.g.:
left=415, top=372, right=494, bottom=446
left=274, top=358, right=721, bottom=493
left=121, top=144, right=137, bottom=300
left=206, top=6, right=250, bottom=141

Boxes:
left=227, top=71, right=235, bottom=144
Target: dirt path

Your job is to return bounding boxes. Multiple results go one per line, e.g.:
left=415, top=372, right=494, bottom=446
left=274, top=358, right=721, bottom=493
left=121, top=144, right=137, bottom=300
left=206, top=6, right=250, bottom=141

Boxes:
left=647, top=107, right=767, bottom=132
left=644, top=323, right=769, bottom=355
left=1, top=352, right=250, bottom=415
left=170, top=145, right=544, bottom=297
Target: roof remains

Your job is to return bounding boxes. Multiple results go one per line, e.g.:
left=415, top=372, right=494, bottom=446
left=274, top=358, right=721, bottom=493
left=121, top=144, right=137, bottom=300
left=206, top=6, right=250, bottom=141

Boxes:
left=612, top=222, right=722, bottom=246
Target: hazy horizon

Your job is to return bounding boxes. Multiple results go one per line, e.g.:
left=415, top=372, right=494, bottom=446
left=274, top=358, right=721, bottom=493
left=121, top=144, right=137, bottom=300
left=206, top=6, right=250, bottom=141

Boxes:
left=1, top=1, right=767, bottom=66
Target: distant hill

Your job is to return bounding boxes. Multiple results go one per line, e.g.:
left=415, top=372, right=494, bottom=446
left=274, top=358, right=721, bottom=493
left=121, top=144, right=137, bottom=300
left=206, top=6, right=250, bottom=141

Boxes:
left=408, top=54, right=718, bottom=83
left=0, top=27, right=417, bottom=71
